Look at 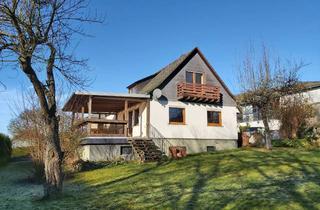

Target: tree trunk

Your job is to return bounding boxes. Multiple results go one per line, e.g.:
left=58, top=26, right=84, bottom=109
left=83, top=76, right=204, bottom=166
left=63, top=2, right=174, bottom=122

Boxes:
left=261, top=111, right=272, bottom=150
left=43, top=115, right=63, bottom=197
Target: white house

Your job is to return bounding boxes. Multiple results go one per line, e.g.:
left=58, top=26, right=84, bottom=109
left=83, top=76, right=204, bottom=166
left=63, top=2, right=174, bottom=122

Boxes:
left=63, top=48, right=238, bottom=162
left=238, top=82, right=320, bottom=139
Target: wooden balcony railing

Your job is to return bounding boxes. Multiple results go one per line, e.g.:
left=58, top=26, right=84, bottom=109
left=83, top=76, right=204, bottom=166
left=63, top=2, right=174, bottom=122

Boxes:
left=177, top=82, right=220, bottom=102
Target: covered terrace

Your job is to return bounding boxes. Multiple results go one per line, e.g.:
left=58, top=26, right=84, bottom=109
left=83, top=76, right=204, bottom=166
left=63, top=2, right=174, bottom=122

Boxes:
left=62, top=92, right=150, bottom=137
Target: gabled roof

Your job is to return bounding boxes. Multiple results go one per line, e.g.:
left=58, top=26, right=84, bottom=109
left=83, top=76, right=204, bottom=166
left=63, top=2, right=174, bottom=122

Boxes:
left=301, top=81, right=320, bottom=91
left=128, top=47, right=235, bottom=100
left=127, top=50, right=193, bottom=91
left=126, top=72, right=158, bottom=89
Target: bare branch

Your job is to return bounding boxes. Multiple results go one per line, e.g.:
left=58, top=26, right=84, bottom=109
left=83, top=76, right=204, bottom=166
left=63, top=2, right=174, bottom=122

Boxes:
left=0, top=0, right=102, bottom=196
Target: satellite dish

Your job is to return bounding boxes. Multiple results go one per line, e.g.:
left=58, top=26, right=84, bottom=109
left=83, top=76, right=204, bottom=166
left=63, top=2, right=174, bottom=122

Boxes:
left=152, top=89, right=162, bottom=100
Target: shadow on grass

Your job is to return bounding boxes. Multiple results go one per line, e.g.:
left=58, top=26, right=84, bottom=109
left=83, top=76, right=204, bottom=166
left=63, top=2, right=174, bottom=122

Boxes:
left=31, top=148, right=320, bottom=209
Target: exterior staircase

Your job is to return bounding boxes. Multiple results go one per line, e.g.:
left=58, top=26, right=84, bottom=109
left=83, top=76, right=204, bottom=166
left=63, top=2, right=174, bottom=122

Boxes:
left=128, top=138, right=163, bottom=162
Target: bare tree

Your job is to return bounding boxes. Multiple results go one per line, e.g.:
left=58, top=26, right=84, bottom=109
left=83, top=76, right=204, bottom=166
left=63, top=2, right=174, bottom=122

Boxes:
left=0, top=0, right=101, bottom=197
left=237, top=45, right=305, bottom=149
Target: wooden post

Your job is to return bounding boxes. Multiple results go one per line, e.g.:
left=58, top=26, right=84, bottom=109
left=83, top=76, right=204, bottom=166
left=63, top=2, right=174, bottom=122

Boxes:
left=124, top=100, right=128, bottom=137
left=88, top=96, right=92, bottom=119
left=71, top=112, right=75, bottom=126
left=87, top=95, right=92, bottom=135
left=146, top=100, right=150, bottom=138
left=81, top=106, right=84, bottom=120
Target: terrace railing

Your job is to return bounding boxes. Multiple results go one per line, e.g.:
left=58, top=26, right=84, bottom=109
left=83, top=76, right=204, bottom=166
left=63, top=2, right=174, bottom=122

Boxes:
left=75, top=118, right=128, bottom=137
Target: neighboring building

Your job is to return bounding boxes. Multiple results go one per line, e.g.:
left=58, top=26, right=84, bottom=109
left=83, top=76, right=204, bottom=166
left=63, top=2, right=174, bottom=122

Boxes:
left=238, top=82, right=320, bottom=139
left=63, top=47, right=238, bottom=162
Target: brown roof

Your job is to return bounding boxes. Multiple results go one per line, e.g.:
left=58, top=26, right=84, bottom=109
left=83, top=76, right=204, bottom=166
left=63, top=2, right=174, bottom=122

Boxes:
left=301, top=81, right=320, bottom=90
left=126, top=72, right=158, bottom=89
left=62, top=92, right=149, bottom=112
left=127, top=50, right=193, bottom=92
left=128, top=47, right=235, bottom=100
left=139, top=51, right=193, bottom=94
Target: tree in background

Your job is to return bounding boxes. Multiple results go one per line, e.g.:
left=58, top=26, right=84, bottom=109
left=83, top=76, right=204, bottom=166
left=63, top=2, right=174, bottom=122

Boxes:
left=278, top=94, right=314, bottom=139
left=237, top=45, right=305, bottom=149
left=9, top=108, right=84, bottom=181
left=0, top=0, right=101, bottom=197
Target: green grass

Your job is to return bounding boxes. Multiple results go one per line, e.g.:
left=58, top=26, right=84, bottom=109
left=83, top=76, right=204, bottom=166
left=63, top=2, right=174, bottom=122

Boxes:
left=2, top=148, right=320, bottom=209
left=0, top=156, right=8, bottom=167
left=0, top=147, right=29, bottom=167
left=11, top=147, right=29, bottom=158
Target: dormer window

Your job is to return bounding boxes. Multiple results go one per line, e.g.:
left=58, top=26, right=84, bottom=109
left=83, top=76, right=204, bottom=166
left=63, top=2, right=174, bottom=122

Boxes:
left=186, top=71, right=203, bottom=84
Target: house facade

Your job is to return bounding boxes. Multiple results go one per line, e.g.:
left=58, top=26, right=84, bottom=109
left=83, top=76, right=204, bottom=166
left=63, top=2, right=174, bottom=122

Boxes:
left=238, top=82, right=320, bottom=139
left=63, top=48, right=238, bottom=162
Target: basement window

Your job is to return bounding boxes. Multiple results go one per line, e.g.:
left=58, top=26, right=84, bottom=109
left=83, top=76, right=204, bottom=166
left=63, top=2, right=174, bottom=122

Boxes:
left=207, top=146, right=216, bottom=152
left=120, top=146, right=132, bottom=155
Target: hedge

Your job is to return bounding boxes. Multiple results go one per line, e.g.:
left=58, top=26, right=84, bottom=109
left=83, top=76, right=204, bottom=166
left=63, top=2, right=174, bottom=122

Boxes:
left=0, top=133, right=12, bottom=166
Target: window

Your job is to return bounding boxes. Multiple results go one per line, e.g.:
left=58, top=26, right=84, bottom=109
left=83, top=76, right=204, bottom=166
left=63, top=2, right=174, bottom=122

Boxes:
left=207, top=146, right=216, bottom=152
left=195, top=72, right=203, bottom=84
left=186, top=71, right=204, bottom=84
left=133, top=109, right=139, bottom=126
left=207, top=111, right=222, bottom=126
left=120, top=146, right=132, bottom=155
left=169, top=107, right=185, bottom=124
left=186, top=71, right=193, bottom=83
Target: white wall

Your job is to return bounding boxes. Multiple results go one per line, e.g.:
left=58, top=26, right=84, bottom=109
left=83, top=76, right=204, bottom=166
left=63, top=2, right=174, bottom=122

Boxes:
left=81, top=144, right=134, bottom=161
left=239, top=119, right=281, bottom=131
left=302, top=88, right=320, bottom=104
left=149, top=100, right=238, bottom=140
left=132, top=104, right=148, bottom=137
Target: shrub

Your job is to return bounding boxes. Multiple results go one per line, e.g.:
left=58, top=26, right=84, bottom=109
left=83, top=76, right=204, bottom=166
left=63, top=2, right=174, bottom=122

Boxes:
left=272, top=138, right=317, bottom=149
left=72, top=159, right=128, bottom=172
left=9, top=109, right=83, bottom=180
left=0, top=133, right=12, bottom=165
left=278, top=96, right=315, bottom=139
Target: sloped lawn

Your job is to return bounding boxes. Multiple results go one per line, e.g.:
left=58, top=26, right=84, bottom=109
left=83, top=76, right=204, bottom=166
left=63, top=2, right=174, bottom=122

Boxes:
left=2, top=148, right=320, bottom=209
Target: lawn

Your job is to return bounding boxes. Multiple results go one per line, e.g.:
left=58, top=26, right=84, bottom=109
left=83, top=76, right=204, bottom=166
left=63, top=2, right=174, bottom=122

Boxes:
left=1, top=148, right=320, bottom=209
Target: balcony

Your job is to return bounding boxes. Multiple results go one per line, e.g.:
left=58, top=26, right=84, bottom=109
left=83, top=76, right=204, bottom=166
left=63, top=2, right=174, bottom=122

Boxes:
left=177, top=82, right=220, bottom=103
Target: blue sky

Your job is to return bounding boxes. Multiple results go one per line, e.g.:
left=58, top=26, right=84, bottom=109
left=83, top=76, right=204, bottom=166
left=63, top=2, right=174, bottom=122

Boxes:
left=0, top=0, right=319, bottom=134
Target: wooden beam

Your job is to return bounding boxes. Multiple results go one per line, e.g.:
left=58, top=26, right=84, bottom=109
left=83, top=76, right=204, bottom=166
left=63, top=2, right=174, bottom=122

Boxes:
left=81, top=106, right=85, bottom=120
left=71, top=112, right=75, bottom=126
left=87, top=95, right=92, bottom=134
left=124, top=100, right=128, bottom=137
left=146, top=100, right=150, bottom=138
left=88, top=95, right=92, bottom=119
left=93, top=96, right=148, bottom=102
